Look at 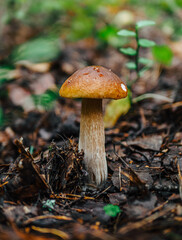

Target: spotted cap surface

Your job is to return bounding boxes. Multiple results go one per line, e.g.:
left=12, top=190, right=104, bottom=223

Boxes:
left=59, top=65, right=128, bottom=99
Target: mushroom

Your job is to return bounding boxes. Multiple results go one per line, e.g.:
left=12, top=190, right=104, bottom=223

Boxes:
left=59, top=66, right=127, bottom=185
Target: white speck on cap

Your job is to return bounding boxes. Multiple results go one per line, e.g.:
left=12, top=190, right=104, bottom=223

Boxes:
left=121, top=83, right=127, bottom=92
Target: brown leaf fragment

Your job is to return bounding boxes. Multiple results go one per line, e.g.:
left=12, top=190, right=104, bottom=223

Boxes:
left=118, top=206, right=175, bottom=236
left=136, top=170, right=154, bottom=188
left=108, top=192, right=127, bottom=205
left=111, top=164, right=147, bottom=192
left=126, top=135, right=163, bottom=151
left=121, top=167, right=147, bottom=191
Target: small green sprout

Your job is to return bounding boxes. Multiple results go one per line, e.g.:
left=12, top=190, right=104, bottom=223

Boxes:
left=117, top=20, right=156, bottom=84
left=42, top=199, right=56, bottom=212
left=104, top=20, right=173, bottom=128
left=104, top=204, right=121, bottom=217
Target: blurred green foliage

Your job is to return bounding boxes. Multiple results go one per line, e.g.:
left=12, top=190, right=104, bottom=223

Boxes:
left=1, top=0, right=123, bottom=42
left=128, top=0, right=182, bottom=39
left=0, top=67, right=15, bottom=85
left=10, top=37, right=60, bottom=63
left=152, top=45, right=173, bottom=65
left=32, top=89, right=59, bottom=110
left=1, top=0, right=182, bottom=46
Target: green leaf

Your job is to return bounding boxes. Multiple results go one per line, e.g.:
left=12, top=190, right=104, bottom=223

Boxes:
left=175, top=0, right=182, bottom=7
left=117, top=29, right=136, bottom=37
left=138, top=39, right=156, bottom=47
left=120, top=47, right=136, bottom=55
left=43, top=199, right=56, bottom=212
left=32, top=89, right=59, bottom=110
left=136, top=20, right=155, bottom=29
left=11, top=37, right=61, bottom=63
left=152, top=45, right=173, bottom=66
left=104, top=204, right=121, bottom=217
left=125, top=62, right=136, bottom=69
left=139, top=58, right=154, bottom=66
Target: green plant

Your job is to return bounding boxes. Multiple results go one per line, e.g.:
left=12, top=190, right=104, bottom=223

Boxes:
left=104, top=204, right=121, bottom=217
left=104, top=20, right=173, bottom=128
left=10, top=36, right=60, bottom=64
left=32, top=89, right=59, bottom=111
left=152, top=45, right=173, bottom=66
left=117, top=20, right=156, bottom=85
left=42, top=199, right=56, bottom=212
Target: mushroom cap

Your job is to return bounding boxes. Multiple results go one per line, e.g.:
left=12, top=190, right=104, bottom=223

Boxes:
left=59, top=65, right=127, bottom=99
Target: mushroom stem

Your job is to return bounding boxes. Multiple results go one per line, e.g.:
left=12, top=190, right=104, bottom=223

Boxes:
left=79, top=98, right=107, bottom=185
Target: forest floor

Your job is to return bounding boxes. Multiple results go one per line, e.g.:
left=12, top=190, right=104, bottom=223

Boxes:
left=0, top=30, right=182, bottom=240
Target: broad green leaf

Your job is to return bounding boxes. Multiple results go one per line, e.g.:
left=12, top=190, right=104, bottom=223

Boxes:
left=104, top=90, right=131, bottom=128
left=120, top=47, right=136, bottom=56
left=152, top=45, right=173, bottom=66
left=138, top=39, right=156, bottom=47
left=136, top=20, right=155, bottom=29
left=104, top=204, right=121, bottom=217
left=11, top=37, right=60, bottom=63
left=139, top=58, right=154, bottom=66
left=125, top=62, right=136, bottom=69
left=117, top=29, right=136, bottom=37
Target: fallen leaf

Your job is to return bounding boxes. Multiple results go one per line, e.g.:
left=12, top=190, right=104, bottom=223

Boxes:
left=126, top=135, right=163, bottom=151
left=104, top=90, right=131, bottom=128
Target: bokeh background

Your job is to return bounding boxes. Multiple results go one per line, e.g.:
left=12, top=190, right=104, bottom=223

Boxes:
left=0, top=0, right=182, bottom=128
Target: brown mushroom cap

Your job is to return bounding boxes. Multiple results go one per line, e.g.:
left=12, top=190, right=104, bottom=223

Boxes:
left=59, top=66, right=127, bottom=99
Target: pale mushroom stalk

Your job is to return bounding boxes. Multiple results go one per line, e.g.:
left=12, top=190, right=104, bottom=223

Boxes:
left=79, top=98, right=107, bottom=185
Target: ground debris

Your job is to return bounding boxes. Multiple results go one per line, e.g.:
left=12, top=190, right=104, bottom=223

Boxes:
left=1, top=138, right=49, bottom=200
left=44, top=139, right=85, bottom=193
